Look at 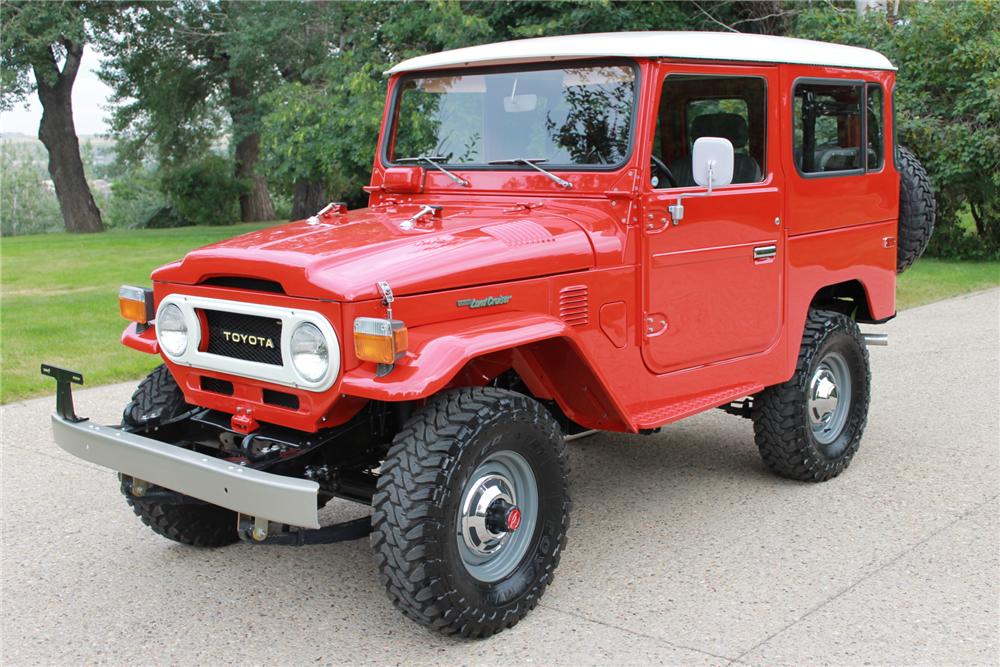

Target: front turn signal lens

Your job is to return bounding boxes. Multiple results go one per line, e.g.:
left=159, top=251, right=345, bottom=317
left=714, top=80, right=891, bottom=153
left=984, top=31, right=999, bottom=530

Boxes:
left=119, top=285, right=155, bottom=323
left=354, top=317, right=408, bottom=365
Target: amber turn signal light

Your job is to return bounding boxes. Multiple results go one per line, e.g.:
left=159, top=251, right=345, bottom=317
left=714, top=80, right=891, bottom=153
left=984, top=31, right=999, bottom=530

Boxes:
left=354, top=317, right=408, bottom=365
left=119, top=285, right=155, bottom=323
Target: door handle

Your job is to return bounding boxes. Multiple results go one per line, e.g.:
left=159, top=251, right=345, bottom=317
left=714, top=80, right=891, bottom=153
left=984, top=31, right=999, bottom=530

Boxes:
left=753, top=245, right=777, bottom=261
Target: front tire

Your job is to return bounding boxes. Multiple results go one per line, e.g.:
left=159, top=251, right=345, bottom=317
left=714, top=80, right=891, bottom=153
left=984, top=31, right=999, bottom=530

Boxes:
left=371, top=387, right=570, bottom=637
left=752, top=310, right=871, bottom=482
left=120, top=365, right=239, bottom=547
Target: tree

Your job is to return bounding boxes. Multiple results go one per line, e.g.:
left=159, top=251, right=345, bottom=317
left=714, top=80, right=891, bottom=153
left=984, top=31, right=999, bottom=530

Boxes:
left=794, top=0, right=1000, bottom=259
left=1, top=2, right=109, bottom=232
left=260, top=0, right=718, bottom=217
left=100, top=1, right=277, bottom=222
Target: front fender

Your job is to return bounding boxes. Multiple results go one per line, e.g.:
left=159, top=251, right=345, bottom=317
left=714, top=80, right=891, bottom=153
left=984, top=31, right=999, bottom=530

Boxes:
left=339, top=312, right=569, bottom=401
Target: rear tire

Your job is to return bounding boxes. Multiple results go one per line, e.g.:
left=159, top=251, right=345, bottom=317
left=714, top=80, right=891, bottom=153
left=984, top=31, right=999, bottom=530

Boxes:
left=752, top=310, right=871, bottom=482
left=371, top=387, right=570, bottom=637
left=120, top=365, right=238, bottom=547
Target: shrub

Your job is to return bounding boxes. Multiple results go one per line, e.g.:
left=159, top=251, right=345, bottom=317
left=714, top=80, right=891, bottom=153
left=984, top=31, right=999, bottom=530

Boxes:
left=159, top=156, right=244, bottom=226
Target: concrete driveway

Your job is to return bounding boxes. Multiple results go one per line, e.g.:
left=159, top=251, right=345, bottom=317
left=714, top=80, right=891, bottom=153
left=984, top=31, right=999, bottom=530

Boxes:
left=2, top=289, right=998, bottom=666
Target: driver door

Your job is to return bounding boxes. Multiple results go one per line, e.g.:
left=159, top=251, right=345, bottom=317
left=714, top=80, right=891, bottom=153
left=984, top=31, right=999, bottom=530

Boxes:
left=641, top=65, right=783, bottom=375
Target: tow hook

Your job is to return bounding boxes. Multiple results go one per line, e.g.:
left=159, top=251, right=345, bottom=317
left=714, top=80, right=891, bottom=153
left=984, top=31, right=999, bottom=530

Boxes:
left=862, top=333, right=889, bottom=346
left=237, top=514, right=372, bottom=546
left=130, top=477, right=149, bottom=497
left=251, top=515, right=269, bottom=542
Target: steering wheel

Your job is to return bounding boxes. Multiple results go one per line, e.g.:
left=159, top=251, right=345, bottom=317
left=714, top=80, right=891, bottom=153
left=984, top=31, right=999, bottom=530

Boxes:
left=650, top=155, right=679, bottom=188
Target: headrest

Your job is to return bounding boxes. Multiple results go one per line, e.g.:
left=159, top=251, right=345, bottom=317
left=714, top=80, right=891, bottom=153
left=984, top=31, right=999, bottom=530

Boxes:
left=691, top=113, right=749, bottom=149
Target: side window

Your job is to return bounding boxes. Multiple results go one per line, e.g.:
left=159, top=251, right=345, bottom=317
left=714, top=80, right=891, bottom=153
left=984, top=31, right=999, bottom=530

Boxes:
left=793, top=82, right=863, bottom=174
left=867, top=83, right=884, bottom=171
left=650, top=75, right=766, bottom=189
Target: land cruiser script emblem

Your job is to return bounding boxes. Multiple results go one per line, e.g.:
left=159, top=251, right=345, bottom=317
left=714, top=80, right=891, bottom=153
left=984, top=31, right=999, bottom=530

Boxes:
left=221, top=331, right=276, bottom=348
left=456, top=295, right=512, bottom=310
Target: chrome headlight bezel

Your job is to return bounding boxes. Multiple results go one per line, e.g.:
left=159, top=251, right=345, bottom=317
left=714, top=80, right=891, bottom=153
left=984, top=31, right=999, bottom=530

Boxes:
left=156, top=302, right=189, bottom=357
left=289, top=322, right=330, bottom=383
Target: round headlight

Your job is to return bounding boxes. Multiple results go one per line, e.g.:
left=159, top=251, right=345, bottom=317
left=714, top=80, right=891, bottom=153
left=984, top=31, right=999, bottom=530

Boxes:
left=290, top=322, right=329, bottom=382
left=157, top=303, right=188, bottom=357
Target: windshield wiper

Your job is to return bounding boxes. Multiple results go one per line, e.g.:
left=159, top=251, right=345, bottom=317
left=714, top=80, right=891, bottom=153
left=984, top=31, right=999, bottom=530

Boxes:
left=487, top=158, right=573, bottom=189
left=395, top=155, right=470, bottom=187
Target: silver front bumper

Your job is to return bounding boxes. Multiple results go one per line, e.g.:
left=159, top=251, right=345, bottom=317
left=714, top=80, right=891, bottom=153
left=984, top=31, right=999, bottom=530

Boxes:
left=51, top=415, right=321, bottom=528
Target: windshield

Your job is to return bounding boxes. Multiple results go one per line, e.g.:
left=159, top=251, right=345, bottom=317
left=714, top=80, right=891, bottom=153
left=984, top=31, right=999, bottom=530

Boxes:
left=388, top=63, right=637, bottom=168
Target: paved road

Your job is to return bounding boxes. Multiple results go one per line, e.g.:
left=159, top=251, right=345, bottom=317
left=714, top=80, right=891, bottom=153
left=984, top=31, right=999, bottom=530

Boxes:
left=2, top=289, right=998, bottom=666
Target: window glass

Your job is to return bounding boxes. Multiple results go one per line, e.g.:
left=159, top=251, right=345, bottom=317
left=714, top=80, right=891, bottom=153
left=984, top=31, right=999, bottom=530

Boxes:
left=867, top=83, right=884, bottom=171
left=793, top=83, right=863, bottom=174
left=650, top=75, right=766, bottom=189
left=389, top=64, right=636, bottom=167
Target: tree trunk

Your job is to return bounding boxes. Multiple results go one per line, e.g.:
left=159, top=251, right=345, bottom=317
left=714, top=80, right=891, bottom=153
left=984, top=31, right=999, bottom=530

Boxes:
left=291, top=178, right=328, bottom=220
left=33, top=43, right=103, bottom=233
left=234, top=130, right=275, bottom=221
left=229, top=76, right=275, bottom=222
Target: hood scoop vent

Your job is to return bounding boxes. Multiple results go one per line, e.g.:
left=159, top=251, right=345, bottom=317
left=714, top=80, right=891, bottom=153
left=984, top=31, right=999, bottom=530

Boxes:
left=483, top=220, right=555, bottom=247
left=559, top=285, right=589, bottom=327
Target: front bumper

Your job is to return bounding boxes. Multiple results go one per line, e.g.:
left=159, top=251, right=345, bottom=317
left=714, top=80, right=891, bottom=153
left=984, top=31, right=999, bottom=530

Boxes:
left=51, top=414, right=321, bottom=528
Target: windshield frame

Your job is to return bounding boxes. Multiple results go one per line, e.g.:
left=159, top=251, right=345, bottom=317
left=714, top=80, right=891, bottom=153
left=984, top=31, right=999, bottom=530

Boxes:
left=381, top=58, right=642, bottom=173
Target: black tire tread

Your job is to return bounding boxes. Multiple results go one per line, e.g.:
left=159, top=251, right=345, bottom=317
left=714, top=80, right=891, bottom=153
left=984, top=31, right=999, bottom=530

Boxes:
left=370, top=387, right=569, bottom=637
left=896, top=146, right=936, bottom=274
left=121, top=477, right=239, bottom=548
left=119, top=365, right=238, bottom=547
left=752, top=309, right=870, bottom=482
left=122, top=364, right=187, bottom=428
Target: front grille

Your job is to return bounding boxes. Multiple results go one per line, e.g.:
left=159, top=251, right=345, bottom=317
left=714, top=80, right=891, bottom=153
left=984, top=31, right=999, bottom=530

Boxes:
left=202, top=310, right=283, bottom=365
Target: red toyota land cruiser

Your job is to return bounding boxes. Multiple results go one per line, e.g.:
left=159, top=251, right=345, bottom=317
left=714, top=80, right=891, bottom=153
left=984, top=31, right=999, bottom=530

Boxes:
left=46, top=32, right=934, bottom=637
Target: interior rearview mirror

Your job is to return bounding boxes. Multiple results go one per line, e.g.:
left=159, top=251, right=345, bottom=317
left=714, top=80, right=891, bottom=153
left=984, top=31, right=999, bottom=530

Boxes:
left=691, top=137, right=734, bottom=190
left=503, top=94, right=537, bottom=113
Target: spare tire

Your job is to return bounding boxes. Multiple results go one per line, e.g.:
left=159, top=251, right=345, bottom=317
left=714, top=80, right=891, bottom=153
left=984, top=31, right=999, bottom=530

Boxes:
left=896, top=147, right=936, bottom=273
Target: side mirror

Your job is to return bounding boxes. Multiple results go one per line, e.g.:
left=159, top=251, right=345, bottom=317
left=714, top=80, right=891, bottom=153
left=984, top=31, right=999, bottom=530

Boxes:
left=691, top=137, right=734, bottom=191
left=665, top=137, right=735, bottom=227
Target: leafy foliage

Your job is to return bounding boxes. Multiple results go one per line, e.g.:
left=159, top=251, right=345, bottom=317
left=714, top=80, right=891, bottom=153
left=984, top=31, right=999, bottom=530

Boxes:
left=794, top=0, right=1000, bottom=259
left=0, top=144, right=62, bottom=236
left=159, top=156, right=243, bottom=227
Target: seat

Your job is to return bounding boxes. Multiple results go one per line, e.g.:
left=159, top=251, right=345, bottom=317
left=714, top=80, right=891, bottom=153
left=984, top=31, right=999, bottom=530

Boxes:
left=668, top=113, right=761, bottom=187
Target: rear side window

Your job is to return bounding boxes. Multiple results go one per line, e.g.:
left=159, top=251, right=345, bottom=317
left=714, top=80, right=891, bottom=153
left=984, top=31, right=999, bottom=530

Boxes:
left=866, top=83, right=884, bottom=171
left=793, top=82, right=863, bottom=174
left=793, top=81, right=886, bottom=176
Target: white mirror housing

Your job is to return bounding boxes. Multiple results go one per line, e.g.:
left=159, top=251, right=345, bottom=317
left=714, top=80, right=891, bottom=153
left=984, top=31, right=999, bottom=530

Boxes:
left=692, top=137, right=735, bottom=190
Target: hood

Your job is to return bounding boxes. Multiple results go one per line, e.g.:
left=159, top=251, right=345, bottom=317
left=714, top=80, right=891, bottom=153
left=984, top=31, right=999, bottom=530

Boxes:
left=152, top=203, right=596, bottom=301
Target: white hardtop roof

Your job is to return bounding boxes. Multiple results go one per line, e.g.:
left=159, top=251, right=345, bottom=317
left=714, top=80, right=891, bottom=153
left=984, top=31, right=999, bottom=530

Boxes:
left=388, top=31, right=895, bottom=74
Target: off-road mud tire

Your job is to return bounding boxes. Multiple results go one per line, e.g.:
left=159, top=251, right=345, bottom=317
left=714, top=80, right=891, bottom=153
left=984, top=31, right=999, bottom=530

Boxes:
left=122, top=364, right=188, bottom=428
left=119, top=365, right=239, bottom=547
left=752, top=310, right=871, bottom=482
left=371, top=387, right=570, bottom=637
left=896, top=147, right=936, bottom=274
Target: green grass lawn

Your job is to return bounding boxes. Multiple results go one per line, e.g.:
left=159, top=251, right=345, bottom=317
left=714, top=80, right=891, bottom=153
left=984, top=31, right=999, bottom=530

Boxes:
left=1, top=223, right=272, bottom=404
left=1, top=226, right=998, bottom=403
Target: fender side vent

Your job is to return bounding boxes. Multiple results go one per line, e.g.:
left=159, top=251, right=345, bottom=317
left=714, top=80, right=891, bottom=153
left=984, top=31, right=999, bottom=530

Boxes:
left=559, top=285, right=589, bottom=326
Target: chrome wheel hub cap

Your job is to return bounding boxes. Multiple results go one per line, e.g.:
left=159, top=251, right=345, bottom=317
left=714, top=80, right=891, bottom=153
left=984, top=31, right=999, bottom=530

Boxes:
left=460, top=474, right=515, bottom=556
left=456, top=450, right=538, bottom=583
left=808, top=351, right=852, bottom=447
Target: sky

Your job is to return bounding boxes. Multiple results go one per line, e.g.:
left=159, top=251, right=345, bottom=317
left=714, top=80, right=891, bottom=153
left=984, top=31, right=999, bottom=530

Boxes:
left=0, top=46, right=113, bottom=137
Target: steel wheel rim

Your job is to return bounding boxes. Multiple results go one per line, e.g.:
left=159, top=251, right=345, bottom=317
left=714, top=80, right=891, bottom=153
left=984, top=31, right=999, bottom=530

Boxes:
left=808, top=351, right=852, bottom=451
left=456, top=450, right=538, bottom=583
